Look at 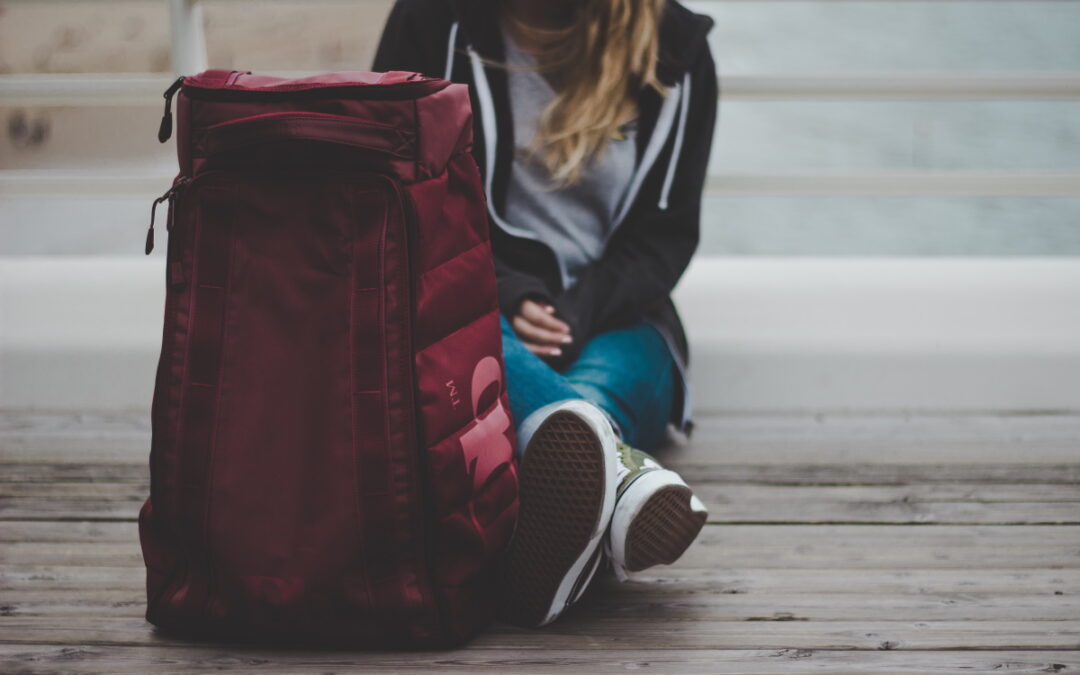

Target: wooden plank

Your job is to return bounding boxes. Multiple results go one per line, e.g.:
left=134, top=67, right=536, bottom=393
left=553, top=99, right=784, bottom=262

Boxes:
left=662, top=463, right=1080, bottom=485
left=4, top=586, right=1078, bottom=622
left=0, top=498, right=142, bottom=521
left=575, top=581, right=1080, bottom=623
left=0, top=482, right=152, bottom=497
left=698, top=484, right=1080, bottom=524
left=0, top=565, right=142, bottom=591
left=683, top=413, right=1080, bottom=452
left=6, top=481, right=1079, bottom=501
left=1, top=615, right=1078, bottom=651
left=658, top=427, right=1080, bottom=468
left=708, top=484, right=1080, bottom=502
left=0, top=412, right=1077, bottom=674
left=0, top=520, right=139, bottom=543
left=2, top=525, right=1078, bottom=569
left=6, top=565, right=1079, bottom=596
left=5, top=483, right=1078, bottom=523
left=0, top=463, right=147, bottom=484
left=0, top=410, right=1067, bottom=441
left=479, top=619, right=1080, bottom=652
left=4, top=460, right=1079, bottom=485
left=4, top=413, right=1079, bottom=465
left=676, top=525, right=1080, bottom=570
left=626, top=568, right=1080, bottom=596
left=4, top=439, right=1071, bottom=465
left=0, top=645, right=1077, bottom=675
left=0, top=542, right=144, bottom=567
left=0, top=411, right=149, bottom=435
left=6, top=518, right=1080, bottom=548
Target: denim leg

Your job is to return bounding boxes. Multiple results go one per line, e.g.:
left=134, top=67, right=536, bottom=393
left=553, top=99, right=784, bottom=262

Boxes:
left=500, top=313, right=584, bottom=432
left=562, top=321, right=675, bottom=453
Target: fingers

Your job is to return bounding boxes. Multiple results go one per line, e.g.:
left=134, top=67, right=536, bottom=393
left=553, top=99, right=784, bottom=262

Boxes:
left=520, top=300, right=571, bottom=335
left=523, top=340, right=562, bottom=358
left=512, top=314, right=572, bottom=347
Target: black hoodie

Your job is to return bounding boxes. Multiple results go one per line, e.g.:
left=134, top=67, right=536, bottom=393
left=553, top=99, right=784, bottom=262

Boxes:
left=373, top=0, right=717, bottom=436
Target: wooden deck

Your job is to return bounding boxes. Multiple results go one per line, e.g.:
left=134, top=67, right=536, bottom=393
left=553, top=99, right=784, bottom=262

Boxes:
left=1, top=412, right=1078, bottom=673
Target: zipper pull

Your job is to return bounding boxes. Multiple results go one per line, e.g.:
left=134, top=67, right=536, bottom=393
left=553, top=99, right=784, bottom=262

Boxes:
left=158, top=76, right=184, bottom=143
left=146, top=177, right=190, bottom=255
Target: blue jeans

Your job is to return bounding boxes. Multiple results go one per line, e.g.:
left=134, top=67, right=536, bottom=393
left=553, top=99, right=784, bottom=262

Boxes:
left=500, top=313, right=675, bottom=455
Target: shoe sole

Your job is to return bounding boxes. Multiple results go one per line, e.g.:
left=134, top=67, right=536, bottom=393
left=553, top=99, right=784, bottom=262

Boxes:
left=500, top=409, right=614, bottom=627
left=624, top=484, right=707, bottom=571
left=608, top=469, right=707, bottom=577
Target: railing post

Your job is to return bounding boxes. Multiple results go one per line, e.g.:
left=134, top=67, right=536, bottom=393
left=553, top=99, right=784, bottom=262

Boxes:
left=168, top=0, right=208, bottom=76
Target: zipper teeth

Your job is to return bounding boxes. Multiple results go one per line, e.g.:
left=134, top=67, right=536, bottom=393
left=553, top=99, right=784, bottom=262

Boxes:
left=181, top=80, right=448, bottom=102
left=185, top=81, right=429, bottom=92
left=397, top=184, right=448, bottom=640
left=204, top=111, right=403, bottom=132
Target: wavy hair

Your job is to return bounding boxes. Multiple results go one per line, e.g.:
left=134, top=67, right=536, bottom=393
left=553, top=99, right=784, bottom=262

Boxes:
left=497, top=0, right=667, bottom=186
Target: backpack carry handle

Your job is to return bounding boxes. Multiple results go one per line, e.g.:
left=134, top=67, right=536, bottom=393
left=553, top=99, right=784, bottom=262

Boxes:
left=196, top=112, right=416, bottom=160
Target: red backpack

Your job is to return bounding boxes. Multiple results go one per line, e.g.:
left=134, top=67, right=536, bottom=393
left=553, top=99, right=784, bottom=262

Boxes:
left=137, top=69, right=519, bottom=648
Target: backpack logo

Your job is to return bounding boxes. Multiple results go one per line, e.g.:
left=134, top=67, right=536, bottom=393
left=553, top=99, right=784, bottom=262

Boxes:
left=458, top=356, right=512, bottom=491
left=445, top=379, right=461, bottom=408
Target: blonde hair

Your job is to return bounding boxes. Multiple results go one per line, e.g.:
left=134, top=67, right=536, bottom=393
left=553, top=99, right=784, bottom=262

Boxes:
left=497, top=0, right=667, bottom=186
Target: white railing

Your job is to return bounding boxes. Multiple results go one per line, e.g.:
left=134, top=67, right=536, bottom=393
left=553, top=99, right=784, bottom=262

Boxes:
left=1, top=0, right=1079, bottom=198
left=167, top=0, right=207, bottom=76
left=5, top=169, right=1080, bottom=198
left=6, top=72, right=1080, bottom=106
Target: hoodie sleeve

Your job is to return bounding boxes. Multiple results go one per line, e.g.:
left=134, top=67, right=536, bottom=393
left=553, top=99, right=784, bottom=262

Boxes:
left=548, top=45, right=718, bottom=365
left=492, top=249, right=557, bottom=317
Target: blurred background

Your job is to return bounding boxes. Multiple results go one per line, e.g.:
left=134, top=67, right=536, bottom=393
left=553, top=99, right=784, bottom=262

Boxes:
left=2, top=0, right=1079, bottom=415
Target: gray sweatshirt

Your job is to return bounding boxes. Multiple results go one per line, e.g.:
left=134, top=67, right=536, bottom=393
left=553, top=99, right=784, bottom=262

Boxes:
left=501, top=25, right=638, bottom=289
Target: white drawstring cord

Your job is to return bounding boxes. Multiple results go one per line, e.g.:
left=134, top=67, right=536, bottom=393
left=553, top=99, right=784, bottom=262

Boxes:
left=657, top=71, right=692, bottom=210
left=443, top=21, right=459, bottom=81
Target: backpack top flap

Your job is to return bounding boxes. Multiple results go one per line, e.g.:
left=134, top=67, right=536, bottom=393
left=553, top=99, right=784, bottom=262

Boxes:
left=164, top=69, right=473, bottom=183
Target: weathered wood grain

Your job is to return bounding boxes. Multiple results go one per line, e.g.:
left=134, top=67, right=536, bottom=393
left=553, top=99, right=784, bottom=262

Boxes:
left=5, top=460, right=1080, bottom=485
left=4, top=523, right=1078, bottom=568
left=6, top=565, right=1078, bottom=596
left=675, top=525, right=1080, bottom=570
left=698, top=484, right=1080, bottom=524
left=1, top=411, right=1077, bottom=673
left=0, top=645, right=1076, bottom=675
left=3, top=586, right=1078, bottom=622
left=5, top=481, right=1079, bottom=501
left=5, top=483, right=1078, bottom=523
left=4, top=413, right=1079, bottom=465
left=1, top=615, right=1078, bottom=650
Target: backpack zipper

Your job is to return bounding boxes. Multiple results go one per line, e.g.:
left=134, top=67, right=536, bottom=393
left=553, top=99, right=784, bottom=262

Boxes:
left=158, top=76, right=185, bottom=144
left=145, top=176, right=191, bottom=255
left=156, top=73, right=445, bottom=146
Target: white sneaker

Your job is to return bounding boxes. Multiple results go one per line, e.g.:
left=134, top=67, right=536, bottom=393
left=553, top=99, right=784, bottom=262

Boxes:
left=606, top=441, right=708, bottom=581
left=499, top=399, right=619, bottom=627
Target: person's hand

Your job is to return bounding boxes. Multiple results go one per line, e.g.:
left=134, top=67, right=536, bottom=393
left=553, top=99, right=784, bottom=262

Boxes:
left=512, top=299, right=573, bottom=358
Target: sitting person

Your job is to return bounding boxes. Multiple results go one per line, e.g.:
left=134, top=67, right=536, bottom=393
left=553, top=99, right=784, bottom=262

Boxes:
left=373, top=0, right=716, bottom=627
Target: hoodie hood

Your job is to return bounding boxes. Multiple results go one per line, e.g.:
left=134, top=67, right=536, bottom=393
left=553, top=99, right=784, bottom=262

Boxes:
left=656, top=1, right=716, bottom=86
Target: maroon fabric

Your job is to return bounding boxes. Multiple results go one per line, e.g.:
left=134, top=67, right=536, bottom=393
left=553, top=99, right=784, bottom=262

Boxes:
left=138, top=69, right=518, bottom=648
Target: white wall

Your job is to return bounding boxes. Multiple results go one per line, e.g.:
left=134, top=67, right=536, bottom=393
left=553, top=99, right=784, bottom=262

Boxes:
left=3, top=256, right=1078, bottom=413
left=675, top=257, right=1080, bottom=413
